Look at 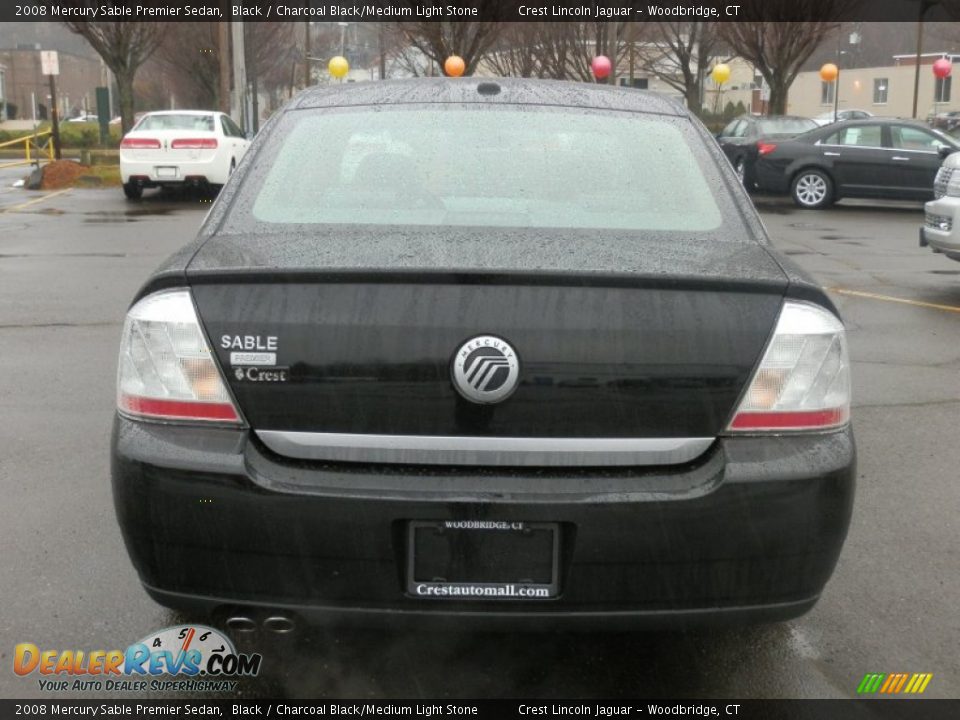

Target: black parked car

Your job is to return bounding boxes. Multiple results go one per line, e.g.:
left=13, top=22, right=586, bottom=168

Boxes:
left=716, top=115, right=818, bottom=187
left=754, top=118, right=960, bottom=208
left=113, top=78, right=854, bottom=630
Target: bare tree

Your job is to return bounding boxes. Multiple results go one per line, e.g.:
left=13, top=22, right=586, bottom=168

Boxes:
left=63, top=22, right=166, bottom=132
left=641, top=22, right=719, bottom=112
left=155, top=23, right=219, bottom=109
left=392, top=14, right=504, bottom=75
left=719, top=0, right=859, bottom=114
left=485, top=22, right=641, bottom=82
left=485, top=23, right=544, bottom=78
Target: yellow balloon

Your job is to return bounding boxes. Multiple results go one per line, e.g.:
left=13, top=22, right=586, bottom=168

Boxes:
left=711, top=63, right=731, bottom=85
left=819, top=63, right=839, bottom=82
left=328, top=55, right=349, bottom=79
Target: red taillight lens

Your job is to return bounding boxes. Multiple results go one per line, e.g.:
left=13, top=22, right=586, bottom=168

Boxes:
left=757, top=141, right=778, bottom=156
left=119, top=395, right=239, bottom=422
left=120, top=137, right=161, bottom=149
left=727, top=301, right=850, bottom=433
left=117, top=289, right=241, bottom=425
left=171, top=138, right=218, bottom=149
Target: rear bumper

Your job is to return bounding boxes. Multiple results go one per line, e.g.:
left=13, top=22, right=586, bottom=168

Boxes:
left=753, top=159, right=792, bottom=194
left=120, top=156, right=229, bottom=186
left=111, top=415, right=856, bottom=628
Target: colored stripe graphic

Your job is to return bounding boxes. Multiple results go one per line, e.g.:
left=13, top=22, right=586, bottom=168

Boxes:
left=857, top=673, right=885, bottom=694
left=858, top=673, right=932, bottom=695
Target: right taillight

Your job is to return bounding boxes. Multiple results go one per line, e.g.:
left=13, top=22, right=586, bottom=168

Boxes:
left=120, top=137, right=161, bottom=149
left=117, top=289, right=241, bottom=424
left=757, top=141, right=778, bottom=156
left=171, top=138, right=218, bottom=149
left=728, top=301, right=850, bottom=432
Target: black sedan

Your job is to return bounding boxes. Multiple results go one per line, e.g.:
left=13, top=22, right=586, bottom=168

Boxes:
left=112, top=78, right=854, bottom=630
left=716, top=115, right=818, bottom=187
left=754, top=118, right=960, bottom=208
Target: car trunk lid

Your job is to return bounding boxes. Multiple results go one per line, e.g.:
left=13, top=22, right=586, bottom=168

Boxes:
left=187, top=228, right=788, bottom=449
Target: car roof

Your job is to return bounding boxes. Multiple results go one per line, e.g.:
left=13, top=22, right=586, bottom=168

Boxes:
left=141, top=110, right=219, bottom=116
left=290, top=77, right=687, bottom=117
left=825, top=117, right=928, bottom=127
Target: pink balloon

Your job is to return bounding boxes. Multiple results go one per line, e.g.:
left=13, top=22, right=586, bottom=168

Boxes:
left=591, top=55, right=612, bottom=80
left=933, top=58, right=952, bottom=79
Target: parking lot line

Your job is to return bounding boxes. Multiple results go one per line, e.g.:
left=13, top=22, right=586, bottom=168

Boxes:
left=828, top=287, right=960, bottom=315
left=0, top=188, right=71, bottom=214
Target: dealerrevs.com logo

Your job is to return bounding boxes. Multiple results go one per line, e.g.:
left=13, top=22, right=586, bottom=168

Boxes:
left=14, top=625, right=261, bottom=693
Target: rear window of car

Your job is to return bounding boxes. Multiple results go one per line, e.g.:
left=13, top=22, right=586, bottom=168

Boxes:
left=237, top=106, right=726, bottom=232
left=757, top=118, right=817, bottom=135
left=134, top=114, right=214, bottom=132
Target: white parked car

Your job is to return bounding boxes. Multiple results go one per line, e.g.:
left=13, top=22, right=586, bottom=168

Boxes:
left=921, top=150, right=960, bottom=262
left=119, top=111, right=250, bottom=199
left=811, top=109, right=873, bottom=126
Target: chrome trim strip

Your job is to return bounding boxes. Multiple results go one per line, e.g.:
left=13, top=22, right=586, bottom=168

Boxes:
left=255, top=431, right=714, bottom=467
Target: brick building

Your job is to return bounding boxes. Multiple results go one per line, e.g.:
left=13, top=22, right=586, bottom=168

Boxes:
left=0, top=45, right=102, bottom=121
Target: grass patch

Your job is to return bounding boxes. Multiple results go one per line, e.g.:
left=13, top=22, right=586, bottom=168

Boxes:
left=77, top=164, right=121, bottom=187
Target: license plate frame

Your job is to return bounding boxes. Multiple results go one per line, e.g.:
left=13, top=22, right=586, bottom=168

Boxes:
left=155, top=166, right=178, bottom=179
left=406, top=520, right=559, bottom=600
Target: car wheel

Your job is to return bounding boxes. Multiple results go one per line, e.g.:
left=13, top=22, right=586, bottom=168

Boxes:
left=791, top=169, right=834, bottom=209
left=122, top=182, right=142, bottom=200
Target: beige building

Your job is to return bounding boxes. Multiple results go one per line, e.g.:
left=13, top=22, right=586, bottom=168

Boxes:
left=788, top=53, right=960, bottom=120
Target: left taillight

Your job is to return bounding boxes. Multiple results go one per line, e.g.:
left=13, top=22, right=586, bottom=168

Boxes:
left=757, top=141, right=778, bottom=156
left=120, top=137, right=161, bottom=149
left=117, top=289, right=240, bottom=424
left=171, top=138, right=218, bottom=149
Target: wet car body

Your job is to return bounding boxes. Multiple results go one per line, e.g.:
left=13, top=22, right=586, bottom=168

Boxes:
left=112, top=79, right=855, bottom=629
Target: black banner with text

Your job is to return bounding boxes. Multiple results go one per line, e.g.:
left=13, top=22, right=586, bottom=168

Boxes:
left=4, top=0, right=960, bottom=24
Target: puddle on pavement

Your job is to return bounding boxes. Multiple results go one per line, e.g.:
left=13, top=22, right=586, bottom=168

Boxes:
left=929, top=269, right=960, bottom=275
left=82, top=207, right=177, bottom=223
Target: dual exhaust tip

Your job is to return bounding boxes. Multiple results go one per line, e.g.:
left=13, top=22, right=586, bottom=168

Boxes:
left=224, top=613, right=296, bottom=635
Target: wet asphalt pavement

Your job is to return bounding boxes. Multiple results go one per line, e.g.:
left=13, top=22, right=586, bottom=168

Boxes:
left=0, top=168, right=957, bottom=700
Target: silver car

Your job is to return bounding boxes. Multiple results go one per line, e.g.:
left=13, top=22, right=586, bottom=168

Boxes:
left=921, top=152, right=960, bottom=262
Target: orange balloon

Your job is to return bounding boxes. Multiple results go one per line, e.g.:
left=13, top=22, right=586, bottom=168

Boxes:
left=444, top=55, right=466, bottom=77
left=820, top=63, right=839, bottom=82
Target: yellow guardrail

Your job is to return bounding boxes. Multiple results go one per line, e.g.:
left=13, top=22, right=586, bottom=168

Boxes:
left=0, top=130, right=55, bottom=169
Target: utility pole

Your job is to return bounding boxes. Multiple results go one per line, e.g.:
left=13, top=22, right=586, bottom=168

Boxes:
left=231, top=21, right=247, bottom=131
left=911, top=0, right=935, bottom=119
left=217, top=21, right=230, bottom=114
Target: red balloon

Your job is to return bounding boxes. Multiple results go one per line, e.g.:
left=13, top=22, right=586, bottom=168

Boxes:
left=591, top=55, right=612, bottom=80
left=933, top=58, right=952, bottom=79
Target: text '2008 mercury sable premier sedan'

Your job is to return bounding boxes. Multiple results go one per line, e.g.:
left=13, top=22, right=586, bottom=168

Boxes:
left=112, top=79, right=855, bottom=630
